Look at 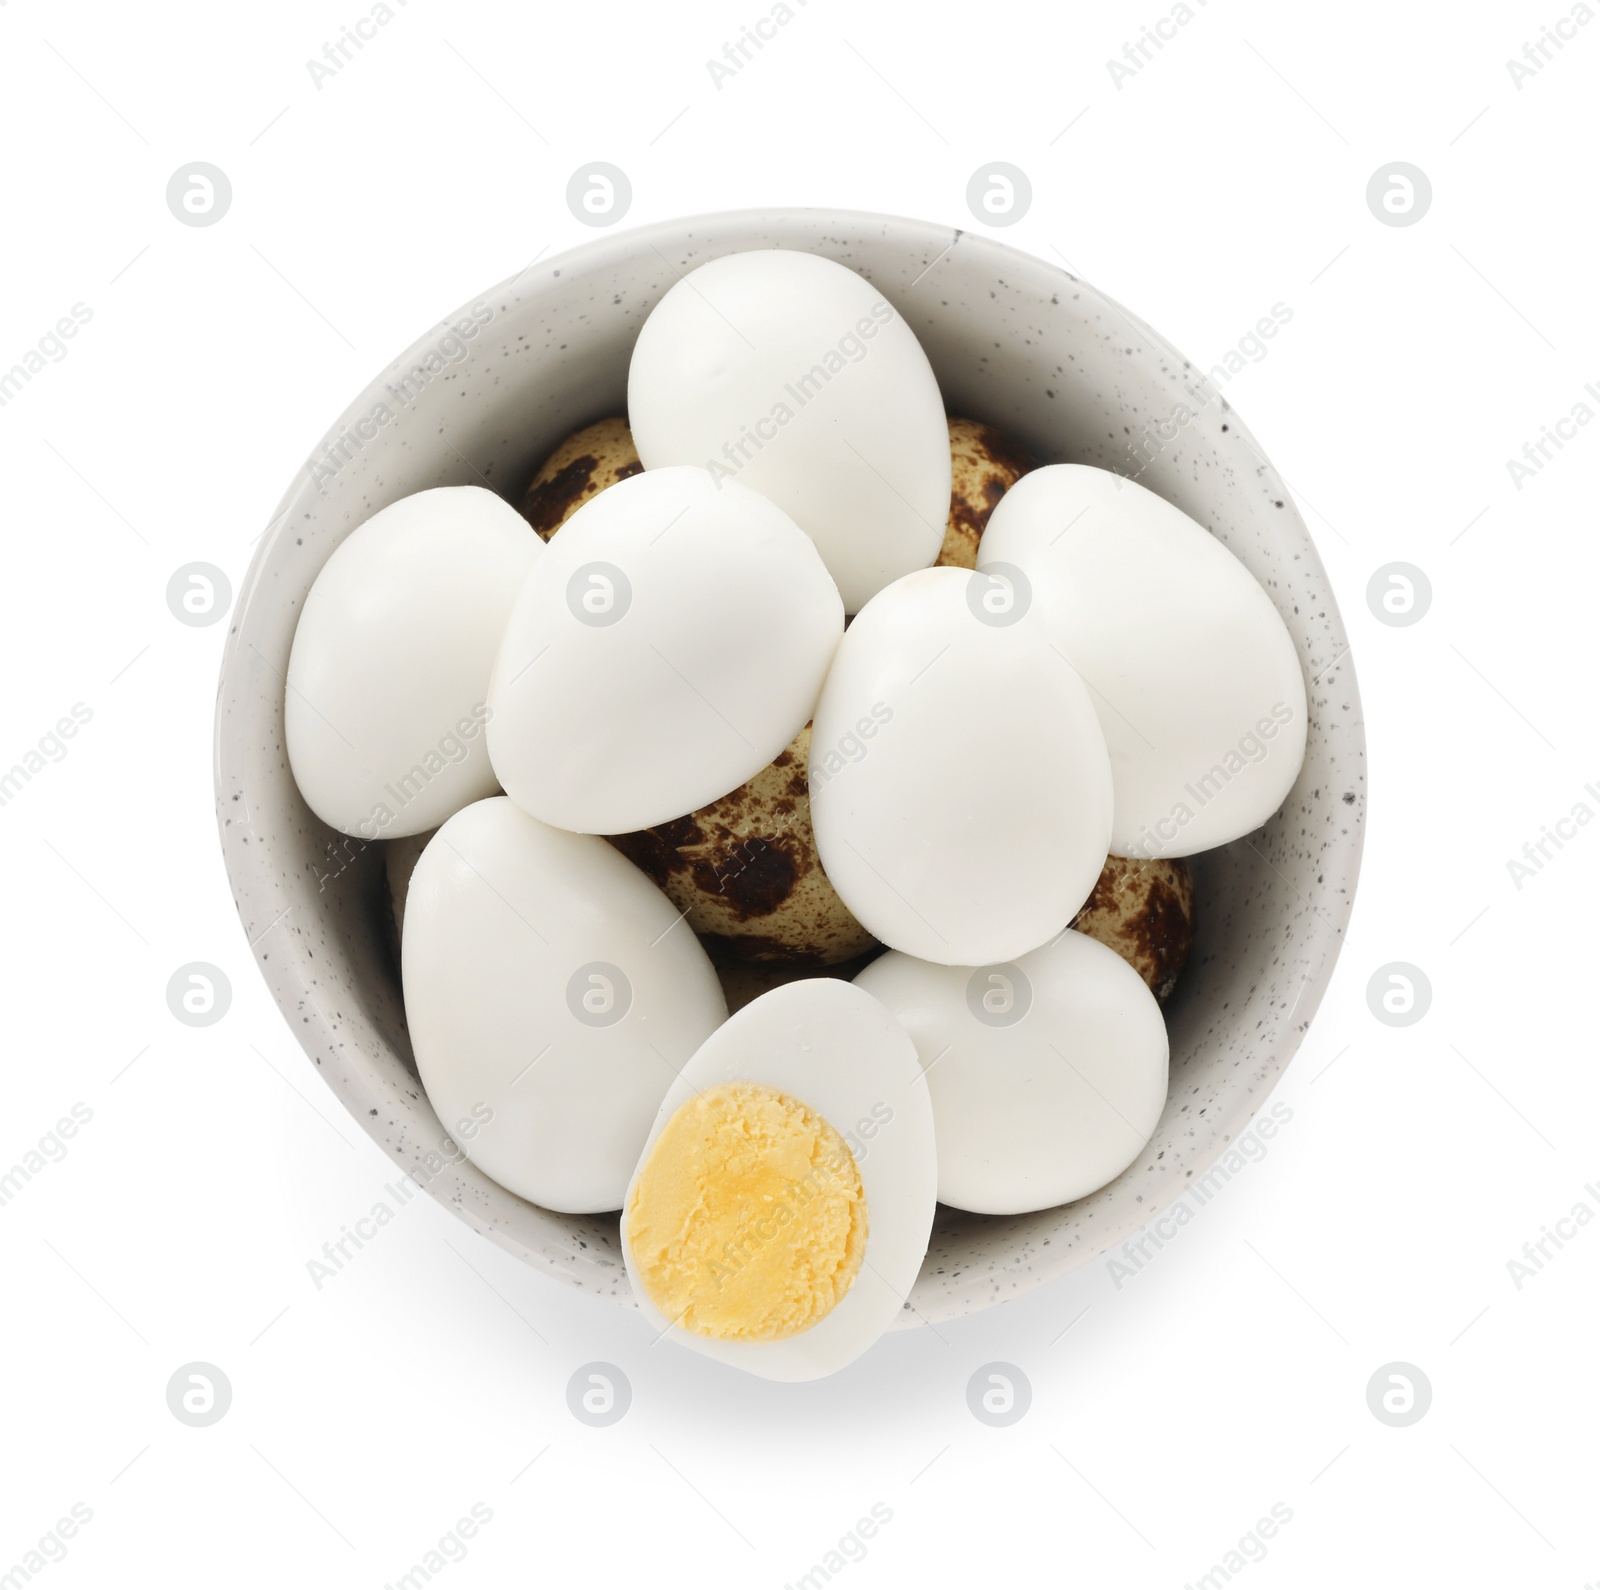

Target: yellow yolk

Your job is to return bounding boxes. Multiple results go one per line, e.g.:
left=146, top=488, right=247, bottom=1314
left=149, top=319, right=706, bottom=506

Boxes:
left=626, top=1081, right=867, bottom=1341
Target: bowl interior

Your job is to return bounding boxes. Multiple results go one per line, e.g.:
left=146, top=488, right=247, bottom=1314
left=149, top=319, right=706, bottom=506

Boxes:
left=215, top=208, right=1363, bottom=1327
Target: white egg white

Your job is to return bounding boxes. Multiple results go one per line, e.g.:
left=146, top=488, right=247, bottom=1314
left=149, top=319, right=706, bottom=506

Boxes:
left=285, top=486, right=542, bottom=839
left=402, top=797, right=726, bottom=1214
left=978, top=464, right=1309, bottom=859
left=487, top=466, right=843, bottom=834
left=627, top=249, right=950, bottom=614
left=855, top=931, right=1169, bottom=1214
left=620, top=979, right=936, bottom=1382
left=808, top=565, right=1114, bottom=965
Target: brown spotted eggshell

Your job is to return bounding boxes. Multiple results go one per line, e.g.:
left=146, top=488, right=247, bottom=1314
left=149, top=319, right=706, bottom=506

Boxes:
left=605, top=724, right=879, bottom=968
left=1071, top=853, right=1195, bottom=1003
left=518, top=416, right=642, bottom=540
left=936, top=416, right=1040, bottom=569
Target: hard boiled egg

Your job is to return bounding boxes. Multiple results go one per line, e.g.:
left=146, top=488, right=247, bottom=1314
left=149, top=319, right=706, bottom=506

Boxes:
left=855, top=930, right=1168, bottom=1214
left=285, top=486, right=542, bottom=839
left=401, top=796, right=726, bottom=1214
left=487, top=465, right=843, bottom=834
left=627, top=249, right=950, bottom=613
left=621, top=978, right=935, bottom=1381
left=808, top=565, right=1113, bottom=965
left=978, top=465, right=1308, bottom=859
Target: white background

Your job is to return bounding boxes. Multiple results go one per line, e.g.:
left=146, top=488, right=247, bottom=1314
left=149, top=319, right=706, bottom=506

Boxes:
left=2, top=0, right=1597, bottom=1585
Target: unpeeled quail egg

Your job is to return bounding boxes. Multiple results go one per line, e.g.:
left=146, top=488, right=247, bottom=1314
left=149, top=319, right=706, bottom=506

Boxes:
left=605, top=723, right=878, bottom=967
left=1072, top=853, right=1195, bottom=1002
left=938, top=416, right=1039, bottom=570
left=519, top=416, right=642, bottom=540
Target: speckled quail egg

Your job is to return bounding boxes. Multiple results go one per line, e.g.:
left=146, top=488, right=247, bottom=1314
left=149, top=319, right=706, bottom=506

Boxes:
left=1071, top=853, right=1195, bottom=1003
left=605, top=723, right=878, bottom=968
left=518, top=416, right=642, bottom=540
left=937, top=417, right=1040, bottom=570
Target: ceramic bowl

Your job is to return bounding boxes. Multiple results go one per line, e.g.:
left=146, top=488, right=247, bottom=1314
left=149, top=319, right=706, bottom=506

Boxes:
left=214, top=207, right=1364, bottom=1328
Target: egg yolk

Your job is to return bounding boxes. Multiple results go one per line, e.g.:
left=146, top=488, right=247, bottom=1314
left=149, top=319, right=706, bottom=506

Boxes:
left=626, top=1081, right=867, bottom=1341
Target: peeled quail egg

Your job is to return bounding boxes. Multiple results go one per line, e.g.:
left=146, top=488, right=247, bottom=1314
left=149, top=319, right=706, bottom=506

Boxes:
left=855, top=930, right=1168, bottom=1215
left=808, top=566, right=1113, bottom=965
left=402, top=797, right=726, bottom=1214
left=627, top=249, right=950, bottom=613
left=979, top=465, right=1308, bottom=859
left=621, top=978, right=935, bottom=1381
left=285, top=487, right=542, bottom=840
left=488, top=466, right=844, bottom=835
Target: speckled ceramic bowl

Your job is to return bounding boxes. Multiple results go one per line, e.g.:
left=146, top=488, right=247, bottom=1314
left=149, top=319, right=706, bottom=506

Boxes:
left=215, top=208, right=1364, bottom=1328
